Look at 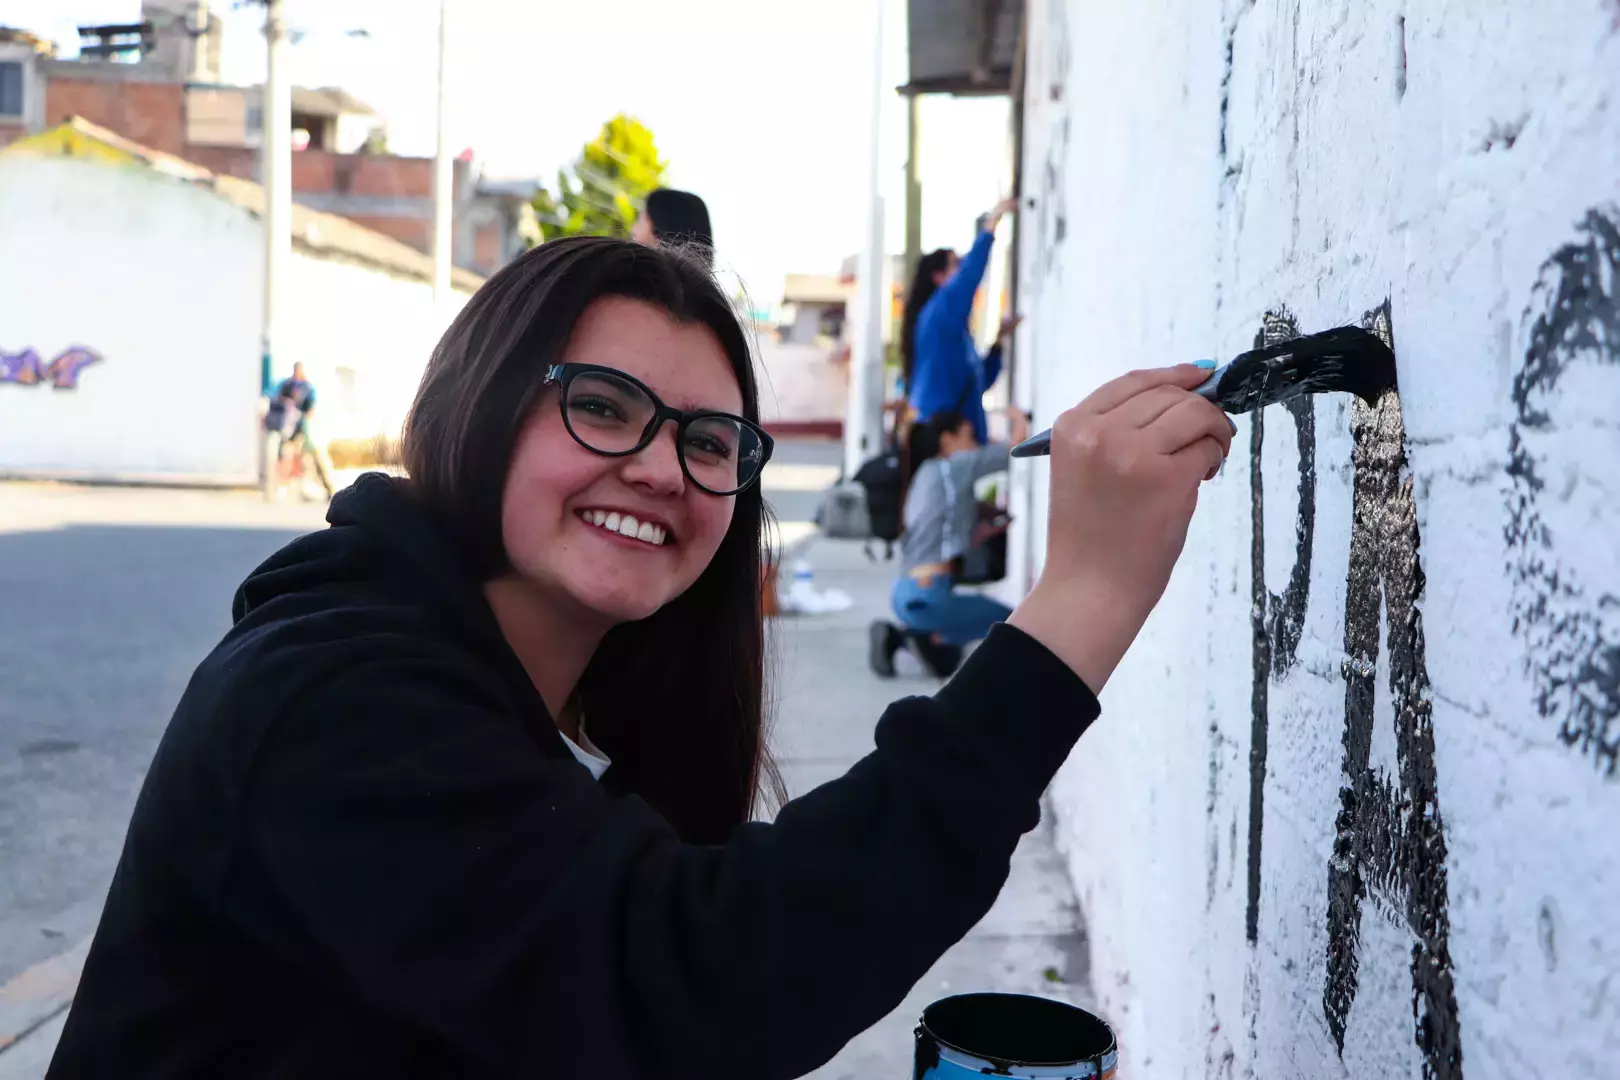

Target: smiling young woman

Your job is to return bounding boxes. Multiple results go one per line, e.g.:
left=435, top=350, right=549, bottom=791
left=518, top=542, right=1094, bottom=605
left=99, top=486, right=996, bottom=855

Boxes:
left=49, top=238, right=1235, bottom=1079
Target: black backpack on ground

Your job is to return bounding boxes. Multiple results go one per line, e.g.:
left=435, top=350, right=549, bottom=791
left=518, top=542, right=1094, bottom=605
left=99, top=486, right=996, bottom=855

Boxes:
left=852, top=446, right=905, bottom=547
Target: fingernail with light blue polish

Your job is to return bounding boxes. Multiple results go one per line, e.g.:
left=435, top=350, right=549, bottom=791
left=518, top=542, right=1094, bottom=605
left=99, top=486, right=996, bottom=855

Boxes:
left=1195, top=358, right=1218, bottom=369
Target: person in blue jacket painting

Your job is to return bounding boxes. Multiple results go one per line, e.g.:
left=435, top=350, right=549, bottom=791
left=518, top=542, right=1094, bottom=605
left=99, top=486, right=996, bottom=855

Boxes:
left=900, top=198, right=1022, bottom=443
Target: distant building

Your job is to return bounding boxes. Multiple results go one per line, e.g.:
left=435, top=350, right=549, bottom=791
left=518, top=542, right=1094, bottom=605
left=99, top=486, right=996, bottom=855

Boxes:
left=778, top=274, right=851, bottom=346
left=0, top=118, right=482, bottom=484
left=0, top=3, right=535, bottom=276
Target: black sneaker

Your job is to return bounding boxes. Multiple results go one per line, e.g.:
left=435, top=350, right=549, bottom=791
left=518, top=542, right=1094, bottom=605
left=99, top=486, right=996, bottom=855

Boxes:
left=905, top=631, right=963, bottom=679
left=867, top=620, right=901, bottom=678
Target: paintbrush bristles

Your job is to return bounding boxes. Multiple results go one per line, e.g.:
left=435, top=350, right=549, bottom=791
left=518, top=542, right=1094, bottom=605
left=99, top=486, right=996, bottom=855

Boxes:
left=1203, top=326, right=1396, bottom=414
left=1010, top=324, right=1400, bottom=458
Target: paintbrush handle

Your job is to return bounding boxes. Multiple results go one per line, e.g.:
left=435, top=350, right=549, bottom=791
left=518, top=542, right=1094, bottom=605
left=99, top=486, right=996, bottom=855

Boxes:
left=1010, top=366, right=1226, bottom=458
left=1192, top=367, right=1226, bottom=402
left=1009, top=429, right=1053, bottom=458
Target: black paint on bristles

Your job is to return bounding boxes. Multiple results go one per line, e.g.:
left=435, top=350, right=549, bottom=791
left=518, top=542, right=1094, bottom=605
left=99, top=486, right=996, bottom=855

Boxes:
left=1196, top=325, right=1397, bottom=415
left=1009, top=324, right=1399, bottom=458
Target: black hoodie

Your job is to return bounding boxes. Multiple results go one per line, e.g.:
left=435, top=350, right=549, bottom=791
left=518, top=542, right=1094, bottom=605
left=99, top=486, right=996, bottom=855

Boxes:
left=48, top=474, right=1099, bottom=1079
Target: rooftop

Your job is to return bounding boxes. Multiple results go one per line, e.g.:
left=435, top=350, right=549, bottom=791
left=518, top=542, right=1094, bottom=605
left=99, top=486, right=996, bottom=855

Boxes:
left=900, top=0, right=1023, bottom=96
left=783, top=274, right=852, bottom=306
left=1, top=117, right=484, bottom=293
left=291, top=85, right=377, bottom=119
left=0, top=25, right=57, bottom=55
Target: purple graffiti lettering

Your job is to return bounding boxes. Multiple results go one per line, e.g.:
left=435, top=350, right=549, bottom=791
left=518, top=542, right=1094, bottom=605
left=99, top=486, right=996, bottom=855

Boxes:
left=46, top=347, right=102, bottom=389
left=0, top=348, right=45, bottom=385
left=0, top=346, right=104, bottom=390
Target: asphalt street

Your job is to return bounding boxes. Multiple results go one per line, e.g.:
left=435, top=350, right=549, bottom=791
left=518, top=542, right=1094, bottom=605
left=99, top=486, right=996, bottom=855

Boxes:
left=0, top=443, right=842, bottom=988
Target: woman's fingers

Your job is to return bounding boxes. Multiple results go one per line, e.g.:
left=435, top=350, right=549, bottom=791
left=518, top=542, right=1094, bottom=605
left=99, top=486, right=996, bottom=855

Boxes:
left=1144, top=395, right=1235, bottom=459
left=1170, top=435, right=1228, bottom=485
left=1083, top=364, right=1218, bottom=417
left=1103, top=384, right=1192, bottom=432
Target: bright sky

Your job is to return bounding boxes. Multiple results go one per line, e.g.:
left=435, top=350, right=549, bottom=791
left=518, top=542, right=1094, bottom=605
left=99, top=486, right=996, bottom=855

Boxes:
left=14, top=0, right=1010, bottom=301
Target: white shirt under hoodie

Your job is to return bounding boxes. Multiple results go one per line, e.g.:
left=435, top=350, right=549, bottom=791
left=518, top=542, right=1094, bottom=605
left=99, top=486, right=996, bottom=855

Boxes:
left=560, top=724, right=611, bottom=780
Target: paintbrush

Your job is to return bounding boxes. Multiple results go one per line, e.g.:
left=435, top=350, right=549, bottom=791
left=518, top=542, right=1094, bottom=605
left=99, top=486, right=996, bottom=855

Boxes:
left=1008, top=325, right=1396, bottom=459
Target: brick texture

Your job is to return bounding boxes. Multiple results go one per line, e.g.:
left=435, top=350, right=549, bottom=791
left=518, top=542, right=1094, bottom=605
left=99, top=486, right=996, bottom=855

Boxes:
left=345, top=215, right=433, bottom=255
left=45, top=79, right=187, bottom=156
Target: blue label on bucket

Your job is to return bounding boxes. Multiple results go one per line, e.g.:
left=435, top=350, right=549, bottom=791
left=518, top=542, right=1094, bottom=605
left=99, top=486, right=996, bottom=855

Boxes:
left=920, top=1043, right=1118, bottom=1080
left=913, top=993, right=1119, bottom=1080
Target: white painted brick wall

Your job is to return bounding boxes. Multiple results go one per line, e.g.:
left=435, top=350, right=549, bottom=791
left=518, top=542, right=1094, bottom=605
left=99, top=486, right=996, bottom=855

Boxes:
left=1012, top=1, right=1620, bottom=1076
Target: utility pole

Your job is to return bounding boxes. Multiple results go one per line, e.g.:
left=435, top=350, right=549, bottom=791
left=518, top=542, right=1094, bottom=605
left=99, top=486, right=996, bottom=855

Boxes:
left=259, top=0, right=291, bottom=486
left=844, top=0, right=889, bottom=480
left=903, top=93, right=922, bottom=287
left=431, top=0, right=453, bottom=310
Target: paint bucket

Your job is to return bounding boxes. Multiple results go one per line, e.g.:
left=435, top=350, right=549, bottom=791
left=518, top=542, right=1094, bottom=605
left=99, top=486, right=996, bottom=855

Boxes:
left=914, top=993, right=1118, bottom=1079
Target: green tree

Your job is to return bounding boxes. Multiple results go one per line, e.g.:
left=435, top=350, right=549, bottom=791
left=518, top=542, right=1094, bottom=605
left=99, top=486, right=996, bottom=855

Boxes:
left=531, top=114, right=667, bottom=242
left=358, top=126, right=390, bottom=155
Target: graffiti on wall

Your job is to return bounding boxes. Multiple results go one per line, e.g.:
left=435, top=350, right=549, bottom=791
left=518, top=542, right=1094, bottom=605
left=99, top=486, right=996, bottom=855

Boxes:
left=1244, top=308, right=1316, bottom=945
left=0, top=346, right=103, bottom=390
left=1506, top=206, right=1620, bottom=778
left=1243, top=305, right=1463, bottom=1080
left=1030, top=0, right=1072, bottom=292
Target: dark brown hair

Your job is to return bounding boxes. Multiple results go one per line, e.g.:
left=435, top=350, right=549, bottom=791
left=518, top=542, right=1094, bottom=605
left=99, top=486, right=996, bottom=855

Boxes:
left=401, top=236, right=783, bottom=843
left=900, top=248, right=955, bottom=388
left=906, top=410, right=970, bottom=477
left=645, top=188, right=714, bottom=264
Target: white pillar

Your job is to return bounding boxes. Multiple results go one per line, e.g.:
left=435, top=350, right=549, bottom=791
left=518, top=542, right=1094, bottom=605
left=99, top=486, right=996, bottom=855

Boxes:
left=431, top=0, right=454, bottom=309
left=843, top=0, right=889, bottom=479
left=259, top=0, right=291, bottom=482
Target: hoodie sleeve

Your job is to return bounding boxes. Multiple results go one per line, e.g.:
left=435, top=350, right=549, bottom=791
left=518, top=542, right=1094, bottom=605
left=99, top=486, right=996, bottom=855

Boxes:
left=229, top=623, right=1098, bottom=1080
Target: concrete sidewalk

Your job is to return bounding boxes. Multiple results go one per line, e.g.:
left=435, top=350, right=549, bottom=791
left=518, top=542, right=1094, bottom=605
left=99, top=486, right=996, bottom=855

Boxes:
left=774, top=536, right=1093, bottom=1077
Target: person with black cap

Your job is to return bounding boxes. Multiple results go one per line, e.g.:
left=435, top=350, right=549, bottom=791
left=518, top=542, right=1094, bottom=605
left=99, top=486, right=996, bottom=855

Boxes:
left=632, top=187, right=715, bottom=266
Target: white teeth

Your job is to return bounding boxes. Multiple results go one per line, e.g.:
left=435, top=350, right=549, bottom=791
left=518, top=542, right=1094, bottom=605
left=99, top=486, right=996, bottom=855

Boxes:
left=580, top=510, right=667, bottom=546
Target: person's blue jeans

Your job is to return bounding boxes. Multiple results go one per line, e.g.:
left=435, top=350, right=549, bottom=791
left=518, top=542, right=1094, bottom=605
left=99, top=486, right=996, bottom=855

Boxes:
left=891, top=574, right=1013, bottom=648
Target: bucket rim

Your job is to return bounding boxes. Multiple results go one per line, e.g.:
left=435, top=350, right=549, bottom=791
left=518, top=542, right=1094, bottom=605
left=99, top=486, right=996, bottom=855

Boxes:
left=918, top=992, right=1118, bottom=1069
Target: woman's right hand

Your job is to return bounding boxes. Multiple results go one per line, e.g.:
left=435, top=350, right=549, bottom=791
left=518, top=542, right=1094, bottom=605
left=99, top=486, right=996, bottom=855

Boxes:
left=1007, top=364, right=1235, bottom=693
left=983, top=197, right=1018, bottom=234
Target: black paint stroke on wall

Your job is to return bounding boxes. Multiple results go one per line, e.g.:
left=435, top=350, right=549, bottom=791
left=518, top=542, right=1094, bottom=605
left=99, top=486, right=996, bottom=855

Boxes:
left=1322, top=304, right=1462, bottom=1080
left=1506, top=206, right=1620, bottom=778
left=1245, top=308, right=1316, bottom=943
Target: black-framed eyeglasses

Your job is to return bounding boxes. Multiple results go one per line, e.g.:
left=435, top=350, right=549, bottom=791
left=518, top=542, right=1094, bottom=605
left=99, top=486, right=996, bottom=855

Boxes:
left=542, top=363, right=774, bottom=496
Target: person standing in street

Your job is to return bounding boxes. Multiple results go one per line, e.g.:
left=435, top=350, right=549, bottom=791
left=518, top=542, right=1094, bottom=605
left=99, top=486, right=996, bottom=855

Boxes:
left=264, top=361, right=335, bottom=501
left=900, top=199, right=1022, bottom=444
left=50, top=237, right=1233, bottom=1079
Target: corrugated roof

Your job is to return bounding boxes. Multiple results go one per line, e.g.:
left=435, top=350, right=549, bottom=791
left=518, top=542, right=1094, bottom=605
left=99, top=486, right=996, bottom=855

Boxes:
left=291, top=85, right=377, bottom=118
left=901, top=0, right=1023, bottom=96
left=0, top=25, right=57, bottom=54
left=783, top=274, right=851, bottom=306
left=2, top=117, right=483, bottom=292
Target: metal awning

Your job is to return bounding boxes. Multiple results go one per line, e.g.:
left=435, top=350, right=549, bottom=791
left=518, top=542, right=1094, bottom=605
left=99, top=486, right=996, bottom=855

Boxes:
left=899, top=0, right=1023, bottom=97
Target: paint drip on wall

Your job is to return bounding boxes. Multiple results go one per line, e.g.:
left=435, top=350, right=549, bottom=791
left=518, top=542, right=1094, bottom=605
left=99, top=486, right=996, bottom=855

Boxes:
left=1506, top=205, right=1620, bottom=778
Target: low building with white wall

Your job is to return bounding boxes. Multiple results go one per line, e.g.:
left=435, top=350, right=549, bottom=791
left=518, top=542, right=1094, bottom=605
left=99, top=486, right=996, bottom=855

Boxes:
left=0, top=118, right=479, bottom=485
left=1006, top=0, right=1619, bottom=1076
